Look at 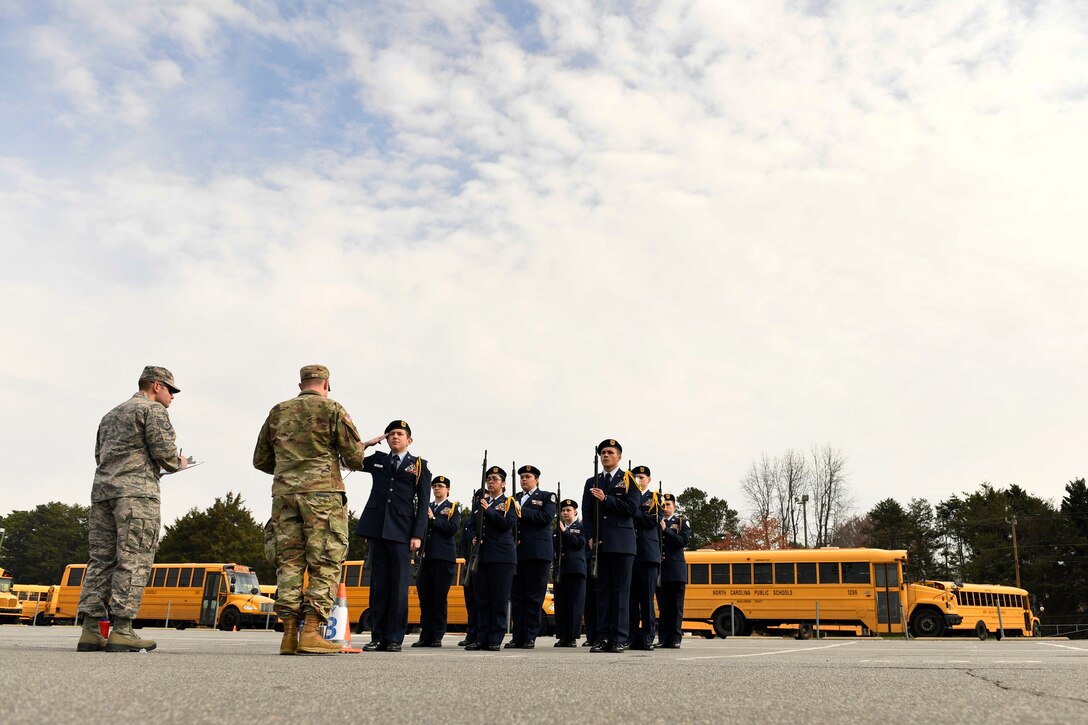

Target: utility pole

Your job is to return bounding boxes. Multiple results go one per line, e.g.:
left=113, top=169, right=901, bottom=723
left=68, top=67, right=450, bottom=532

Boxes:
left=796, top=495, right=809, bottom=548
left=1006, top=516, right=1021, bottom=588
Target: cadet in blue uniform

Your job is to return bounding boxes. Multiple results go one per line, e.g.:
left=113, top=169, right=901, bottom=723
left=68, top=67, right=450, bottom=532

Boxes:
left=507, top=464, right=556, bottom=649
left=582, top=438, right=640, bottom=653
left=466, top=466, right=520, bottom=651
left=656, top=493, right=691, bottom=648
left=628, top=465, right=662, bottom=650
left=413, top=475, right=459, bottom=647
left=582, top=533, right=597, bottom=647
left=457, top=502, right=479, bottom=647
left=356, top=420, right=431, bottom=652
left=552, top=498, right=586, bottom=647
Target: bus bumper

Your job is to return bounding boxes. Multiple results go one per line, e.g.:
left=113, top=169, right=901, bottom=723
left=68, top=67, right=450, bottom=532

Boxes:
left=0, top=608, right=22, bottom=624
left=944, top=614, right=962, bottom=627
left=238, top=612, right=278, bottom=628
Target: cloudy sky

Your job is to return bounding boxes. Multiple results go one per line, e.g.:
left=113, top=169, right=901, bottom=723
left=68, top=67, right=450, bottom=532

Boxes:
left=2, top=0, right=1085, bottom=532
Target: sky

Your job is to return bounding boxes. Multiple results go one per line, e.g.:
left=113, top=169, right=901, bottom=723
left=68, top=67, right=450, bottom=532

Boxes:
left=2, top=0, right=1086, bottom=532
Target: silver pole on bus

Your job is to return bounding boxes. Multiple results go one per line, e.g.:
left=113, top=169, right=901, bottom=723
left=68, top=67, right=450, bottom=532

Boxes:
left=996, top=601, right=1005, bottom=639
left=165, top=601, right=171, bottom=629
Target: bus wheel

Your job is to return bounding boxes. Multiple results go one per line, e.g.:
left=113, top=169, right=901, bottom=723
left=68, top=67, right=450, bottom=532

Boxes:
left=909, top=609, right=944, bottom=638
left=796, top=623, right=813, bottom=640
left=356, top=610, right=372, bottom=635
left=218, top=607, right=241, bottom=632
left=975, top=621, right=988, bottom=641
left=712, top=607, right=745, bottom=638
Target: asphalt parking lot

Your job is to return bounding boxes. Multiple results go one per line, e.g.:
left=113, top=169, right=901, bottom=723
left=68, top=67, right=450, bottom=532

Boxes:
left=1, top=627, right=1085, bottom=724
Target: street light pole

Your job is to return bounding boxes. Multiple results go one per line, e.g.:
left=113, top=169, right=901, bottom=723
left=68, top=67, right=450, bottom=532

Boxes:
left=1006, top=516, right=1021, bottom=588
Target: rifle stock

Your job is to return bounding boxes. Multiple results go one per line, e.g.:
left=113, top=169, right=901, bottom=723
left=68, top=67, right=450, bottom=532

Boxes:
left=590, top=449, right=600, bottom=580
left=657, top=479, right=664, bottom=587
left=554, top=480, right=562, bottom=585
left=467, top=450, right=487, bottom=578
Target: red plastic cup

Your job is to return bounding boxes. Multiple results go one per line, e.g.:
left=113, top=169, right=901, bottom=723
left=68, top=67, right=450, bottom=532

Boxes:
left=98, top=618, right=110, bottom=638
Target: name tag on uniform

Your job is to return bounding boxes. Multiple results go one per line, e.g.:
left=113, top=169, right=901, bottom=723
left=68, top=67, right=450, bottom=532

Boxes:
left=532, top=500, right=542, bottom=506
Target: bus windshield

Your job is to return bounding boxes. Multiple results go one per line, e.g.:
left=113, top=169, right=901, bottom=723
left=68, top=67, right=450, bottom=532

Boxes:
left=229, top=572, right=260, bottom=594
left=0, top=578, right=12, bottom=593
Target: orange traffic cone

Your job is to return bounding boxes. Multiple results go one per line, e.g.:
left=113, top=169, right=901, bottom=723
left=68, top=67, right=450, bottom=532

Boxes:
left=326, top=582, right=360, bottom=654
left=232, top=625, right=238, bottom=632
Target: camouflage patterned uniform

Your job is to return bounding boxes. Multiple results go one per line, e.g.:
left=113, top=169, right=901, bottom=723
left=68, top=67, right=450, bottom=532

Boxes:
left=253, top=366, right=365, bottom=623
left=78, top=371, right=183, bottom=620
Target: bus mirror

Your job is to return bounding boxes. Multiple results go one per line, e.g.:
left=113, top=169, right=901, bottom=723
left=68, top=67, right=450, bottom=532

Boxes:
left=250, top=587, right=259, bottom=595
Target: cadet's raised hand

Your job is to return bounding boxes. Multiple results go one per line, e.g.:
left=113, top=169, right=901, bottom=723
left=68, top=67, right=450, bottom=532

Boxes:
left=363, top=433, right=389, bottom=448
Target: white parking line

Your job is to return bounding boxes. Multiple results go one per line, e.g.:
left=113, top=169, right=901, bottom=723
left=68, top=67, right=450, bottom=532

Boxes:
left=1037, top=642, right=1088, bottom=652
left=679, top=641, right=857, bottom=661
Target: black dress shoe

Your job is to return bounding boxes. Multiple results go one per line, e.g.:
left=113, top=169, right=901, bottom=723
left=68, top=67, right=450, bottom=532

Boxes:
left=427, top=641, right=443, bottom=647
left=465, top=642, right=482, bottom=651
left=362, top=641, right=382, bottom=652
left=504, top=641, right=522, bottom=649
left=486, top=644, right=501, bottom=651
left=590, top=641, right=610, bottom=653
left=410, top=640, right=429, bottom=648
left=457, top=639, right=471, bottom=647
left=559, top=640, right=577, bottom=648
left=553, top=640, right=564, bottom=647
left=522, top=641, right=535, bottom=649
left=385, top=642, right=401, bottom=652
left=628, top=640, right=645, bottom=651
left=665, top=642, right=681, bottom=649
left=609, top=642, right=626, bottom=653
left=582, top=640, right=595, bottom=647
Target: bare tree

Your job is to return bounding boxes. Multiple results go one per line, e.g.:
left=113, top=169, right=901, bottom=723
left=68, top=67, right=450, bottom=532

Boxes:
left=740, top=452, right=776, bottom=532
left=809, top=444, right=851, bottom=547
left=773, top=448, right=807, bottom=545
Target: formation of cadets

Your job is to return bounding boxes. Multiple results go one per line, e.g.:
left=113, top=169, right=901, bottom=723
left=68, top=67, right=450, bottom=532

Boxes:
left=417, top=439, right=693, bottom=653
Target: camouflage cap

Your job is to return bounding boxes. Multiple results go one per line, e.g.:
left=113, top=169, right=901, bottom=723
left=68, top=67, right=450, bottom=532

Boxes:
left=300, top=364, right=330, bottom=382
left=140, top=365, right=180, bottom=393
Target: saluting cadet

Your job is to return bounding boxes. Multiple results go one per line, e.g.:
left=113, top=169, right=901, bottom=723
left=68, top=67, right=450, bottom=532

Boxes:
left=552, top=498, right=586, bottom=647
left=582, top=439, right=640, bottom=653
left=414, top=475, right=459, bottom=647
left=628, top=465, right=662, bottom=650
left=466, top=466, right=520, bottom=651
left=656, top=493, right=692, bottom=648
left=356, top=420, right=432, bottom=652
left=507, top=464, right=556, bottom=649
left=457, top=502, right=479, bottom=647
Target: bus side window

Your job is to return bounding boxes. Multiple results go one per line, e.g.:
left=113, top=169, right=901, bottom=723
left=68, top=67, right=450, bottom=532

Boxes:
left=796, top=563, right=817, bottom=584
left=362, top=562, right=372, bottom=586
left=775, top=563, right=795, bottom=584
left=690, top=564, right=709, bottom=585
left=731, top=564, right=752, bottom=585
left=753, top=563, right=772, bottom=584
left=191, top=568, right=205, bottom=588
left=152, top=568, right=167, bottom=587
left=165, top=567, right=180, bottom=587
left=841, top=562, right=870, bottom=584
left=345, top=565, right=361, bottom=588
left=818, top=562, right=839, bottom=584
left=67, top=568, right=85, bottom=587
left=178, top=568, right=193, bottom=588
left=710, top=564, right=729, bottom=585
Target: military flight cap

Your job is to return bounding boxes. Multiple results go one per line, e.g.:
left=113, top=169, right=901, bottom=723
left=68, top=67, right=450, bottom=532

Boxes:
left=385, top=419, right=412, bottom=436
left=486, top=466, right=507, bottom=481
left=663, top=493, right=677, bottom=503
left=140, top=365, right=180, bottom=394
left=300, top=364, right=330, bottom=381
left=632, top=465, right=651, bottom=477
left=597, top=438, right=622, bottom=454
left=432, top=475, right=450, bottom=487
left=560, top=498, right=578, bottom=510
left=517, top=464, right=541, bottom=478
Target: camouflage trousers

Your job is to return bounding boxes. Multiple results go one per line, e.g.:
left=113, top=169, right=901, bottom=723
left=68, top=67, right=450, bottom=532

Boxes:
left=78, top=496, right=161, bottom=619
left=271, top=492, right=348, bottom=623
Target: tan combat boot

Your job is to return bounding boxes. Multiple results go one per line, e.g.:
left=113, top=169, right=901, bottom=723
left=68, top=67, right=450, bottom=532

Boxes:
left=76, top=617, right=107, bottom=652
left=105, top=617, right=157, bottom=652
left=296, top=617, right=341, bottom=655
left=279, top=616, right=299, bottom=655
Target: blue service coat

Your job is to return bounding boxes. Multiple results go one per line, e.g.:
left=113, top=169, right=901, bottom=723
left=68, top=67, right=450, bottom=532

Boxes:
left=633, top=488, right=663, bottom=563
left=661, top=514, right=692, bottom=583
left=475, top=495, right=519, bottom=565
left=423, top=499, right=460, bottom=562
left=515, top=488, right=557, bottom=561
left=356, top=451, right=431, bottom=543
left=581, top=469, right=640, bottom=555
left=554, top=519, right=587, bottom=577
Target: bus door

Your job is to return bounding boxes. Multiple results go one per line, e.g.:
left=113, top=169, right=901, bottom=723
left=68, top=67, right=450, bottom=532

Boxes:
left=200, top=572, right=223, bottom=627
left=874, top=563, right=900, bottom=634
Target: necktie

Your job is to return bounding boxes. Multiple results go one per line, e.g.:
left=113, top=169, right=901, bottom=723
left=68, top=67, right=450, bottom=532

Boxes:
left=391, top=455, right=400, bottom=472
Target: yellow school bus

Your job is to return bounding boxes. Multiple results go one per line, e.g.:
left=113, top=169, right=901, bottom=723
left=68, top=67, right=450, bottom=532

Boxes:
left=56, top=563, right=276, bottom=630
left=0, top=569, right=22, bottom=624
left=918, top=580, right=1039, bottom=639
left=682, top=549, right=961, bottom=638
left=338, top=558, right=554, bottom=634
left=14, top=584, right=57, bottom=625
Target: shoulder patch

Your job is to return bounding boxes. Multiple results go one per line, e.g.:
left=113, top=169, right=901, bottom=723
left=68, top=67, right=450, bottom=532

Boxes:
left=549, top=492, right=557, bottom=503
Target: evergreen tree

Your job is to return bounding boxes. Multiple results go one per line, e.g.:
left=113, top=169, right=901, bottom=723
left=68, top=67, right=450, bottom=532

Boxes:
left=676, top=487, right=739, bottom=549
left=157, top=492, right=272, bottom=583
left=0, top=502, right=90, bottom=584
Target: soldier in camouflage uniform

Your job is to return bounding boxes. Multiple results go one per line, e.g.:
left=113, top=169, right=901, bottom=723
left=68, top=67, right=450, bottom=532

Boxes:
left=77, top=366, right=188, bottom=653
left=253, top=364, right=381, bottom=655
